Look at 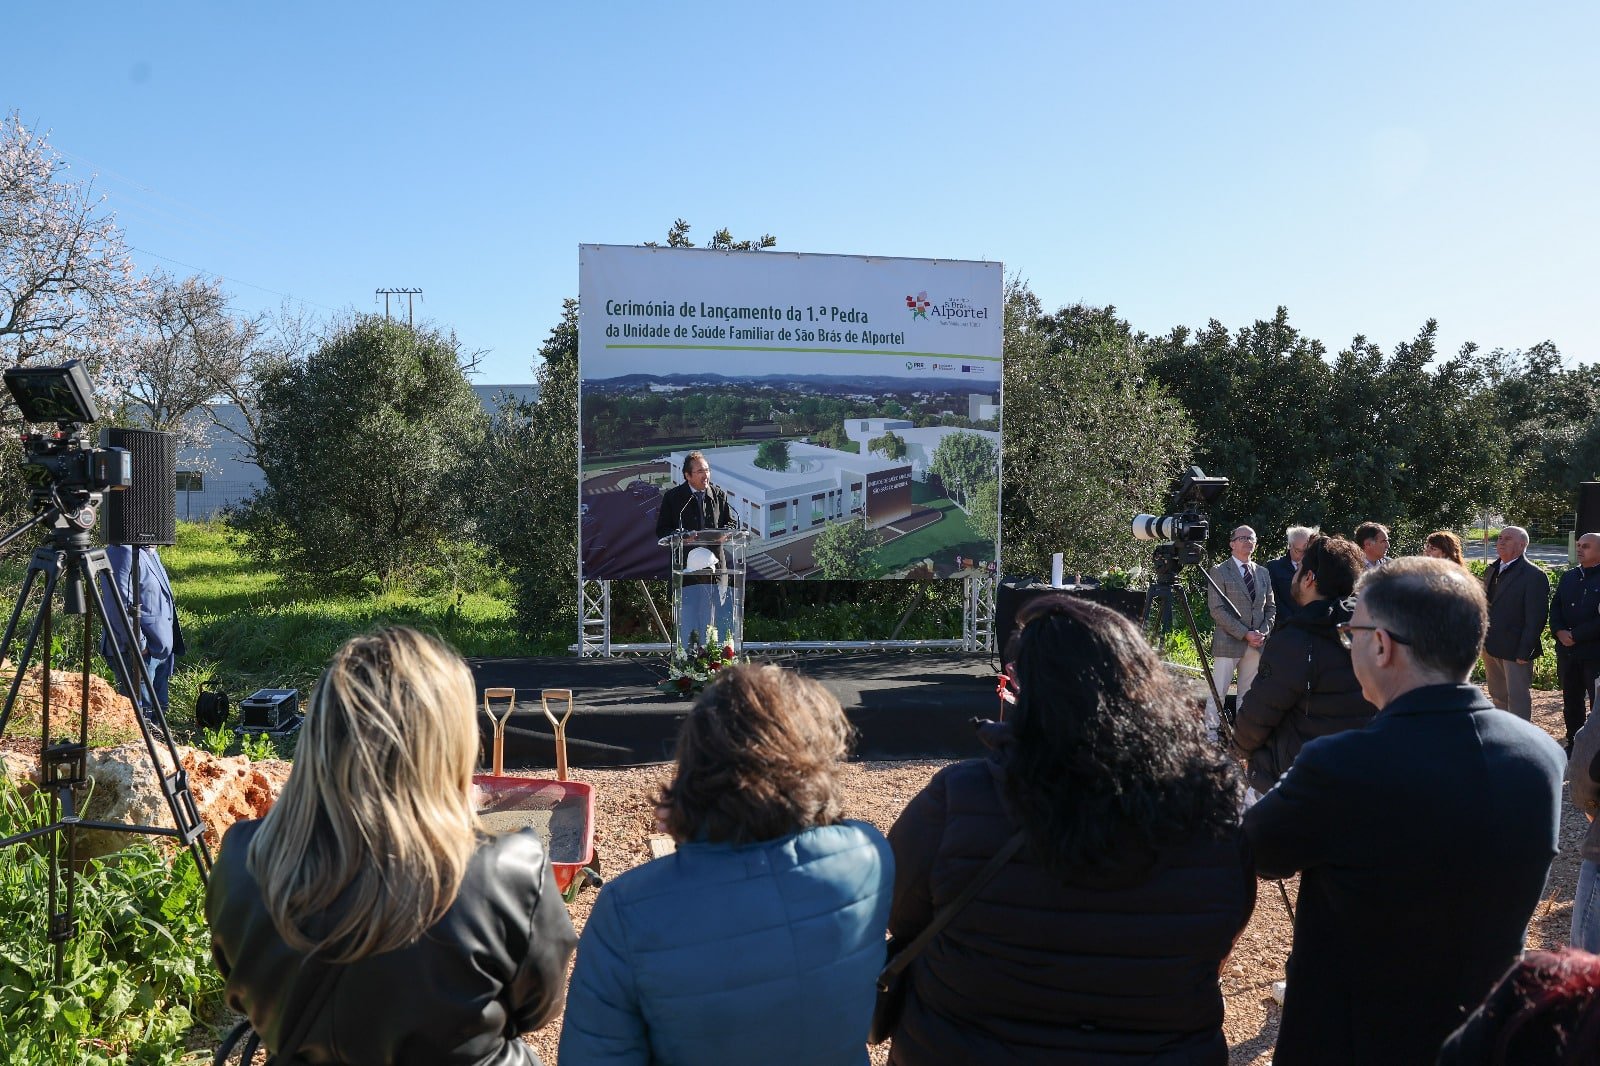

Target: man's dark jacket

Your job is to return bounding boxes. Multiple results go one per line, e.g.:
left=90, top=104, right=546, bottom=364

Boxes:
left=886, top=754, right=1256, bottom=1065
left=653, top=481, right=735, bottom=539
left=1482, top=556, right=1550, bottom=661
left=1265, top=555, right=1301, bottom=628
left=1232, top=597, right=1377, bottom=794
left=1549, top=564, right=1600, bottom=663
left=1243, top=684, right=1565, bottom=1066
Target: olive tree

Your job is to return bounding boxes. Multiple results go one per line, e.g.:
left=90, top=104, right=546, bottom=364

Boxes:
left=242, top=315, right=485, bottom=589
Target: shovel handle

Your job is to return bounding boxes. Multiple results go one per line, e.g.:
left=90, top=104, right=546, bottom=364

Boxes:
left=540, top=688, right=574, bottom=781
left=483, top=687, right=516, bottom=777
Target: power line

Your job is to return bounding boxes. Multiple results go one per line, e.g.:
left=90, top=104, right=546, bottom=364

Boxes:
left=130, top=245, right=342, bottom=313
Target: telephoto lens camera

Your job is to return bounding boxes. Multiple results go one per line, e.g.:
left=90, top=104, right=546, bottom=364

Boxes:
left=1131, top=466, right=1229, bottom=568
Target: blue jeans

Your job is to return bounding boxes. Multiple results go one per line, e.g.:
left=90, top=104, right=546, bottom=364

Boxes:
left=1574, top=859, right=1600, bottom=953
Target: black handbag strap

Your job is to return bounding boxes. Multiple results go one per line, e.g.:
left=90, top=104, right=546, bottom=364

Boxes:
left=879, top=830, right=1026, bottom=987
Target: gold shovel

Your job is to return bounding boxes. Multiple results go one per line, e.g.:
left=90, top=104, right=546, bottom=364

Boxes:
left=482, top=687, right=516, bottom=776
left=540, top=688, right=574, bottom=781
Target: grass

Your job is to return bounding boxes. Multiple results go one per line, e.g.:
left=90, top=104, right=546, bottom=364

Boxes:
left=0, top=519, right=533, bottom=754
left=871, top=496, right=991, bottom=575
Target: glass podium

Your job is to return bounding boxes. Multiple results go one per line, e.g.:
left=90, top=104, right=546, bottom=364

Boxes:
left=658, top=528, right=751, bottom=657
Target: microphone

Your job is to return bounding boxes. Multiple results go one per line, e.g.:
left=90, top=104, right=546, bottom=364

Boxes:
left=677, top=494, right=694, bottom=531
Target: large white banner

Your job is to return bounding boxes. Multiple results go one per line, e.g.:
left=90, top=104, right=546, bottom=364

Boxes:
left=579, top=245, right=1003, bottom=582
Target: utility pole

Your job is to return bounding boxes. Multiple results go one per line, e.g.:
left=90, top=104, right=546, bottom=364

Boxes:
left=375, top=287, right=423, bottom=328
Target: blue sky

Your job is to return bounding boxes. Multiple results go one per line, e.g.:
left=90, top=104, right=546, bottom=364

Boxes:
left=7, top=2, right=1596, bottom=383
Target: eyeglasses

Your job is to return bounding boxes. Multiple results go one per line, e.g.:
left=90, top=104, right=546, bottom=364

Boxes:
left=1336, top=623, right=1413, bottom=651
left=1231, top=535, right=1257, bottom=543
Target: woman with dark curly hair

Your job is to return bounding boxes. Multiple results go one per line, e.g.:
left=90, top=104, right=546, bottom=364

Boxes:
left=560, top=664, right=893, bottom=1065
left=885, top=594, right=1256, bottom=1065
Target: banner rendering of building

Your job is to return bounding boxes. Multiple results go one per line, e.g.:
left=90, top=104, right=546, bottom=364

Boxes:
left=578, top=244, right=1002, bottom=581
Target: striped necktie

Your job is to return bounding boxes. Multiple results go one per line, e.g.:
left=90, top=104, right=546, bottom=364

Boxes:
left=1241, top=563, right=1256, bottom=601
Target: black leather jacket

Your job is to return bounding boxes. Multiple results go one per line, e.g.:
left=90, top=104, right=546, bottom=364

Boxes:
left=207, top=820, right=577, bottom=1065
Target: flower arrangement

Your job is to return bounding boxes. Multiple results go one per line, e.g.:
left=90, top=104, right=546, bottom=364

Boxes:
left=658, top=626, right=740, bottom=698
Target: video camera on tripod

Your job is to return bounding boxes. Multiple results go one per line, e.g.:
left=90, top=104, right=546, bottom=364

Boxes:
left=0, top=359, right=209, bottom=976
left=1130, top=466, right=1236, bottom=732
left=5, top=360, right=133, bottom=521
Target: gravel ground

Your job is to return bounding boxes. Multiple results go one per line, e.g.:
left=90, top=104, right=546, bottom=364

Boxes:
left=517, top=689, right=1582, bottom=1065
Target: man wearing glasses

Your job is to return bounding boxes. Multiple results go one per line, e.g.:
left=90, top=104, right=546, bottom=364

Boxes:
left=1244, top=558, right=1564, bottom=1065
left=655, top=451, right=736, bottom=539
left=1204, top=525, right=1275, bottom=741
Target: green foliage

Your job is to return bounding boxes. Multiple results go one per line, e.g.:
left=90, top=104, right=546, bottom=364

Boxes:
left=867, top=430, right=907, bottom=460
left=1146, top=312, right=1505, bottom=548
left=1002, top=282, right=1197, bottom=579
left=1483, top=342, right=1600, bottom=531
left=0, top=778, right=222, bottom=1063
left=197, top=722, right=232, bottom=757
left=969, top=480, right=1000, bottom=544
left=811, top=518, right=883, bottom=579
left=238, top=732, right=277, bottom=762
left=478, top=300, right=579, bottom=644
left=240, top=315, right=487, bottom=590
left=929, top=431, right=998, bottom=510
left=753, top=439, right=790, bottom=472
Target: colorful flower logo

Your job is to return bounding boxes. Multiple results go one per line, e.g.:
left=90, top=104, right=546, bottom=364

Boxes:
left=906, top=291, right=931, bottom=319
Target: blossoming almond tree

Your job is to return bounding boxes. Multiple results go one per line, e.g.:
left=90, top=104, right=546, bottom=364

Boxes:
left=0, top=112, right=145, bottom=415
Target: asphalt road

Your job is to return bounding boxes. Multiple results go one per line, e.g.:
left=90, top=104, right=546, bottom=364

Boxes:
left=1461, top=539, right=1572, bottom=565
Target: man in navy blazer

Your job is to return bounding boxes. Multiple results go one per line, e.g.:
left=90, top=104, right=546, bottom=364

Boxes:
left=1244, top=558, right=1565, bottom=1065
left=1265, top=525, right=1316, bottom=631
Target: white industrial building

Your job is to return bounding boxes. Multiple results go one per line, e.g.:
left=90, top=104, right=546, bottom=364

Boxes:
left=172, top=385, right=537, bottom=519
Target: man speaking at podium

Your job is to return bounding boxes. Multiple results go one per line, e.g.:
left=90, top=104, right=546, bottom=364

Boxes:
left=656, top=452, right=737, bottom=646
left=655, top=452, right=736, bottom=538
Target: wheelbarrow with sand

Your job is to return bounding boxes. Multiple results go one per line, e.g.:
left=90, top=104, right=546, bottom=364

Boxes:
left=474, top=687, right=602, bottom=903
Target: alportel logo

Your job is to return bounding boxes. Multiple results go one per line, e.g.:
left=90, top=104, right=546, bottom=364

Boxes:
left=906, top=291, right=931, bottom=319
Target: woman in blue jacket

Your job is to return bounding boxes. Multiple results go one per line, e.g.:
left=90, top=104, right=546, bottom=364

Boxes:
left=560, top=664, right=893, bottom=1065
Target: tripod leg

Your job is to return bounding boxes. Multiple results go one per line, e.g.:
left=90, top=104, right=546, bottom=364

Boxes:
left=0, top=555, right=61, bottom=737
left=83, top=551, right=211, bottom=875
left=1177, top=586, right=1230, bottom=742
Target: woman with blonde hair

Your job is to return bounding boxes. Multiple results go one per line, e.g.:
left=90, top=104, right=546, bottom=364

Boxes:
left=560, top=664, right=893, bottom=1064
left=1424, top=530, right=1468, bottom=566
left=207, top=626, right=576, bottom=1064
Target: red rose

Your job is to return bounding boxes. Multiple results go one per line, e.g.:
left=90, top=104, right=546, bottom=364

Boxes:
left=722, top=645, right=735, bottom=660
left=676, top=676, right=692, bottom=691
left=708, top=661, right=721, bottom=672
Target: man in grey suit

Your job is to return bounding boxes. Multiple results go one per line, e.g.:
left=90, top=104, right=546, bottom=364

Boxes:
left=1206, top=525, right=1276, bottom=738
left=1482, top=525, right=1549, bottom=720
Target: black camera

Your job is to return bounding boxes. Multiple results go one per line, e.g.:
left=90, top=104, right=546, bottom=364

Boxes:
left=1131, top=466, right=1229, bottom=567
left=3, top=361, right=132, bottom=501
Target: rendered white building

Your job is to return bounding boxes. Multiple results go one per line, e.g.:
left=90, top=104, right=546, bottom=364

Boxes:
left=843, top=419, right=1001, bottom=483
left=668, top=442, right=913, bottom=540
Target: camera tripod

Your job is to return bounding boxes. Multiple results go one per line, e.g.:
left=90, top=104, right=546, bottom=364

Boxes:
left=0, top=495, right=210, bottom=978
left=1141, top=542, right=1248, bottom=741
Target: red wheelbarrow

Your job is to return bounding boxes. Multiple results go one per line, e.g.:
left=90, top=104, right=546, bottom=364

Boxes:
left=474, top=687, right=602, bottom=903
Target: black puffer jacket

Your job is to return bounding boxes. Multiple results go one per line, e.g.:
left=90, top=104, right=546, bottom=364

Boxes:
left=207, top=819, right=577, bottom=1066
left=886, top=757, right=1256, bottom=1066
left=1232, top=597, right=1378, bottom=795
